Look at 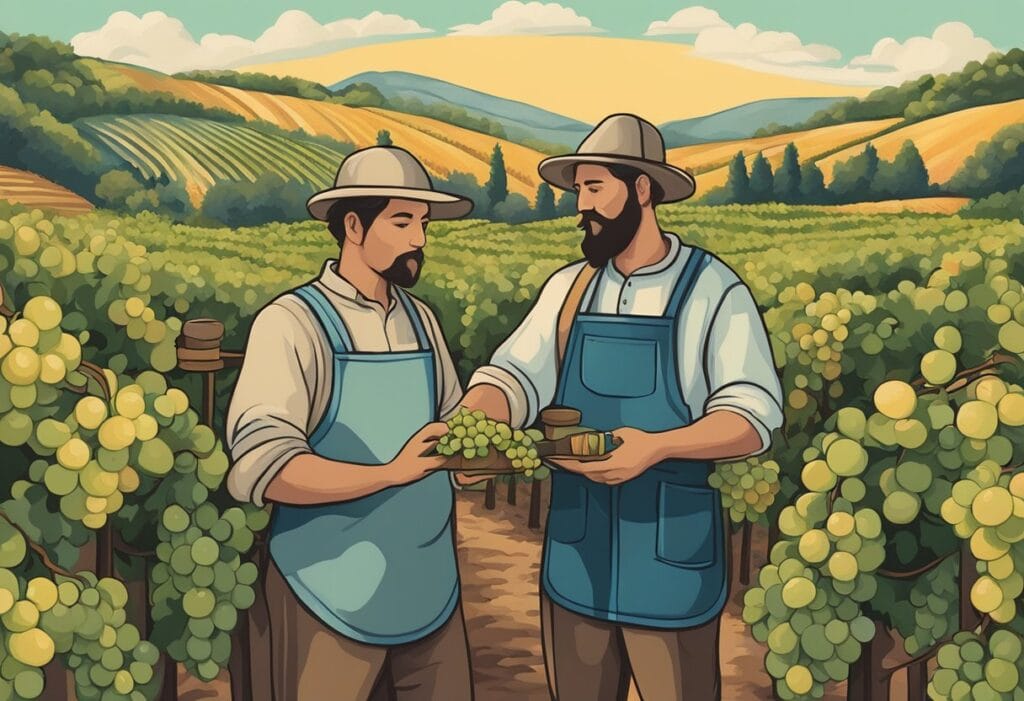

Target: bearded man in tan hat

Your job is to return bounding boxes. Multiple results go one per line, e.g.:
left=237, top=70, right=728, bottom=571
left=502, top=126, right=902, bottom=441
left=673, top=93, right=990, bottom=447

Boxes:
left=226, top=146, right=476, bottom=700
left=461, top=114, right=784, bottom=700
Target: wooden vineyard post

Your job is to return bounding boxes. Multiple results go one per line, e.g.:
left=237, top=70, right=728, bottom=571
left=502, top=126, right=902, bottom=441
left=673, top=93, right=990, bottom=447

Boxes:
left=506, top=475, right=518, bottom=505
left=485, top=479, right=496, bottom=509
left=906, top=660, right=928, bottom=700
left=739, top=521, right=753, bottom=585
left=847, top=620, right=891, bottom=701
left=175, top=319, right=260, bottom=701
left=959, top=540, right=980, bottom=630
left=528, top=479, right=543, bottom=530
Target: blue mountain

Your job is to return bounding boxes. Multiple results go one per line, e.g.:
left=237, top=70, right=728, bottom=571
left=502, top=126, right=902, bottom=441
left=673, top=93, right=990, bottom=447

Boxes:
left=331, top=71, right=592, bottom=149
left=658, top=97, right=851, bottom=148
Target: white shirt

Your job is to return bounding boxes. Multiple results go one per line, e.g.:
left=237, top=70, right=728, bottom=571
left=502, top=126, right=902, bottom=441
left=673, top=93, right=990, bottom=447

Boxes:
left=225, top=259, right=464, bottom=507
left=467, top=233, right=784, bottom=454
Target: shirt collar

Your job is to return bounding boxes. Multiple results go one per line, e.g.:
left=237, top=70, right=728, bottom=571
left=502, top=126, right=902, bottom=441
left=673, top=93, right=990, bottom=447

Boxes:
left=605, top=232, right=682, bottom=281
left=318, top=259, right=397, bottom=311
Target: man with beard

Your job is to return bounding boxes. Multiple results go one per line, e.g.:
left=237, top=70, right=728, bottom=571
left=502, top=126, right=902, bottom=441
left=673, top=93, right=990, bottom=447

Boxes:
left=460, top=114, right=784, bottom=700
left=226, top=146, right=476, bottom=700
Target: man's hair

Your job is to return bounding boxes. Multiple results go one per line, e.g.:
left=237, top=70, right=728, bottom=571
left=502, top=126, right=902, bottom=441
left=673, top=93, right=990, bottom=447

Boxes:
left=325, top=197, right=390, bottom=247
left=604, top=163, right=665, bottom=206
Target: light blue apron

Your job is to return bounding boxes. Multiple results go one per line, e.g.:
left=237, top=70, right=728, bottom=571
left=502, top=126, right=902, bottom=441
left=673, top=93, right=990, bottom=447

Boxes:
left=542, top=246, right=729, bottom=628
left=268, top=283, right=459, bottom=645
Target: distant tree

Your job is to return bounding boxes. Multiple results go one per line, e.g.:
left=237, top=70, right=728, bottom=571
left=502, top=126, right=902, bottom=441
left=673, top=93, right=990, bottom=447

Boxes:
left=201, top=173, right=310, bottom=226
left=960, top=184, right=1024, bottom=223
left=95, top=170, right=145, bottom=209
left=799, top=162, right=830, bottom=204
left=874, top=140, right=931, bottom=198
left=492, top=192, right=532, bottom=224
left=376, top=130, right=392, bottom=146
left=435, top=171, right=488, bottom=219
left=829, top=143, right=879, bottom=202
left=485, top=143, right=509, bottom=209
left=555, top=190, right=576, bottom=217
left=774, top=143, right=802, bottom=202
left=724, top=151, right=750, bottom=204
left=748, top=153, right=774, bottom=202
left=948, top=123, right=1024, bottom=197
left=534, top=183, right=556, bottom=220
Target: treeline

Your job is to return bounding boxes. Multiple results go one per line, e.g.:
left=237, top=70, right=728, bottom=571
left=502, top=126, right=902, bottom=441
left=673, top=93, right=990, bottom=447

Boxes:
left=435, top=144, right=575, bottom=224
left=174, top=69, right=333, bottom=101
left=757, top=48, right=1024, bottom=136
left=704, top=140, right=934, bottom=205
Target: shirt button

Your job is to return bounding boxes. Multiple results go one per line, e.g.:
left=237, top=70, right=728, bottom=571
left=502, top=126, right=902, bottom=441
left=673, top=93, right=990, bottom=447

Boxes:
left=627, top=282, right=632, bottom=287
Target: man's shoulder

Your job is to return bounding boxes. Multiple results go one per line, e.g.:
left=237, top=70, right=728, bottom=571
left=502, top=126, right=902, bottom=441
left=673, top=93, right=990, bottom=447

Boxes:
left=544, top=259, right=591, bottom=295
left=686, top=246, right=743, bottom=295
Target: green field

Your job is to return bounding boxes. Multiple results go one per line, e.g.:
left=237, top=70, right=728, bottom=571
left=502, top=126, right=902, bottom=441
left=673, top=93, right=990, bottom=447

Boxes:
left=75, top=115, right=344, bottom=194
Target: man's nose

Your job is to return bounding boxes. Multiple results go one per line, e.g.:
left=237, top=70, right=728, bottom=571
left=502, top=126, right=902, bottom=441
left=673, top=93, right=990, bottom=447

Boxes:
left=410, top=225, right=427, bottom=248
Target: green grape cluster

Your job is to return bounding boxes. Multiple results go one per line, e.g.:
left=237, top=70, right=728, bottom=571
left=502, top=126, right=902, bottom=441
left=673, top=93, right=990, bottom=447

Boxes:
left=0, top=567, right=154, bottom=701
left=0, top=296, right=82, bottom=446
left=436, top=407, right=545, bottom=475
left=940, top=462, right=1024, bottom=624
left=105, top=295, right=180, bottom=370
left=929, top=629, right=1024, bottom=699
left=710, top=457, right=781, bottom=524
left=782, top=287, right=878, bottom=411
left=743, top=410, right=890, bottom=698
left=151, top=501, right=266, bottom=682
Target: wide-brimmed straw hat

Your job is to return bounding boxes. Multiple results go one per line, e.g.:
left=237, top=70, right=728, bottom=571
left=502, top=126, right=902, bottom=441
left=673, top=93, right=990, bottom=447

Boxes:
left=307, top=146, right=474, bottom=220
left=538, top=114, right=696, bottom=203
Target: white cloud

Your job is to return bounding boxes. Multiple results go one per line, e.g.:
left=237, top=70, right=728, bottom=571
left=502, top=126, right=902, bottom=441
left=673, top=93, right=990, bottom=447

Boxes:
left=849, top=21, right=996, bottom=77
left=645, top=7, right=728, bottom=36
left=71, top=10, right=433, bottom=73
left=645, top=7, right=998, bottom=86
left=449, top=1, right=601, bottom=36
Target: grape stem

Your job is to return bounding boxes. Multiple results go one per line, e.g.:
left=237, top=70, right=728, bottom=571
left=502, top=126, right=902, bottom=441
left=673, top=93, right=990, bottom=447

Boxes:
left=876, top=549, right=955, bottom=579
left=880, top=614, right=991, bottom=677
left=78, top=359, right=112, bottom=401
left=913, top=352, right=1018, bottom=395
left=0, top=509, right=86, bottom=584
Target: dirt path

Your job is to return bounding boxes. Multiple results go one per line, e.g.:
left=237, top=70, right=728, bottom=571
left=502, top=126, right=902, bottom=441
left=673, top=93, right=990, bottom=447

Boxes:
left=181, top=486, right=913, bottom=699
left=454, top=487, right=779, bottom=701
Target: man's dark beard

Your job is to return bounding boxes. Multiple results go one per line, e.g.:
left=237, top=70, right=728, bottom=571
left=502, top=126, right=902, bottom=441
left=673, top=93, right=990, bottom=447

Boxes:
left=382, top=249, right=424, bottom=288
left=578, top=188, right=642, bottom=267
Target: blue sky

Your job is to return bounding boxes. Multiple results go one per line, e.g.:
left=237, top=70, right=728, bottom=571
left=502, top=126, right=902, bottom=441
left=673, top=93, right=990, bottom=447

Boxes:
left=4, top=0, right=1019, bottom=55
left=3, top=1, right=1019, bottom=86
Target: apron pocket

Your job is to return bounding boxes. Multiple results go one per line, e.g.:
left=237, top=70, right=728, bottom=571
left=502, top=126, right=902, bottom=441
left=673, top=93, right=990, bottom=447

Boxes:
left=580, top=336, right=658, bottom=398
left=656, top=483, right=717, bottom=568
left=547, top=479, right=588, bottom=544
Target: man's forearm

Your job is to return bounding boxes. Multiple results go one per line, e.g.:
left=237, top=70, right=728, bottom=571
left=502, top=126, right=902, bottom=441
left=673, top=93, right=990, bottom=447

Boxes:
left=459, top=383, right=512, bottom=424
left=651, top=410, right=763, bottom=463
left=263, top=453, right=404, bottom=505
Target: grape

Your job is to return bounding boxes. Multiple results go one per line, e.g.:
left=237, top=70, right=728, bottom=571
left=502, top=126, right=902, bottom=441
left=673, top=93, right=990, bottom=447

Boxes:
left=873, top=381, right=917, bottom=419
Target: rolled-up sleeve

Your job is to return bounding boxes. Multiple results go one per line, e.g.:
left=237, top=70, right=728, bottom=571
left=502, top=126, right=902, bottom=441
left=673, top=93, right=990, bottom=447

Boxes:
left=467, top=264, right=578, bottom=429
left=702, top=282, right=785, bottom=456
left=225, top=303, right=317, bottom=507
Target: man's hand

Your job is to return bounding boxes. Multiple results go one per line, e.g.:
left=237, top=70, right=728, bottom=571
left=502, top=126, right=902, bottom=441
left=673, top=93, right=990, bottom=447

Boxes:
left=389, top=422, right=450, bottom=485
left=548, top=427, right=662, bottom=485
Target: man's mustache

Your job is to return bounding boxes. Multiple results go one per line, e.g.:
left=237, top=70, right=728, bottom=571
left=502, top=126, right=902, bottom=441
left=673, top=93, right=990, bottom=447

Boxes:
left=577, top=210, right=613, bottom=233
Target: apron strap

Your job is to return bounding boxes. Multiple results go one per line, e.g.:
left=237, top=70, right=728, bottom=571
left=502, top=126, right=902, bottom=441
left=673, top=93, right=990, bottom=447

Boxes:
left=556, top=262, right=601, bottom=375
left=394, top=287, right=432, bottom=352
left=664, top=248, right=709, bottom=320
left=293, top=285, right=354, bottom=354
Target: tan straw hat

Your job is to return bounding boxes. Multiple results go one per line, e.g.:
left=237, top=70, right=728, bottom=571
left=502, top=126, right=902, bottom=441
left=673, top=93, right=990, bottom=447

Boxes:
left=538, top=114, right=696, bottom=203
left=307, top=146, right=474, bottom=220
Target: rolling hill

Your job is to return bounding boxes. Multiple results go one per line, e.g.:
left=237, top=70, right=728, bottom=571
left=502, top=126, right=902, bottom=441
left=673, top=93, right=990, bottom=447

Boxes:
left=93, top=63, right=550, bottom=198
left=75, top=115, right=347, bottom=203
left=0, top=166, right=94, bottom=215
left=243, top=36, right=873, bottom=125
left=332, top=70, right=593, bottom=149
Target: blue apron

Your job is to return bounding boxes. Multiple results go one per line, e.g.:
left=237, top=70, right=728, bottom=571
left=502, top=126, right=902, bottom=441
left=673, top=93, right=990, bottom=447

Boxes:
left=542, top=247, right=729, bottom=628
left=268, top=283, right=459, bottom=645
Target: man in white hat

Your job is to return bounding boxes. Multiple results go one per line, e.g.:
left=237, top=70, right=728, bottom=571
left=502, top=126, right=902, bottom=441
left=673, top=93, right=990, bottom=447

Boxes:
left=226, top=146, right=476, bottom=700
left=461, top=114, right=784, bottom=699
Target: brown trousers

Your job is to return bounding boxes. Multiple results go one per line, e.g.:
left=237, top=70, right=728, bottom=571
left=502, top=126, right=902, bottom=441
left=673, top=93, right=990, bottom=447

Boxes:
left=265, top=557, right=474, bottom=700
left=540, top=594, right=721, bottom=701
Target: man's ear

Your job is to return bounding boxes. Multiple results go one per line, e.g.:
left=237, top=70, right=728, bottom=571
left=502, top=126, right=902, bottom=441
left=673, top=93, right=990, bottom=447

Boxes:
left=344, top=212, right=365, bottom=245
left=636, top=174, right=653, bottom=207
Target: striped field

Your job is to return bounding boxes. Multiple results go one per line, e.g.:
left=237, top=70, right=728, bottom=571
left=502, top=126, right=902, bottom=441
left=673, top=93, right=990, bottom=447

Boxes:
left=0, top=166, right=94, bottom=214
